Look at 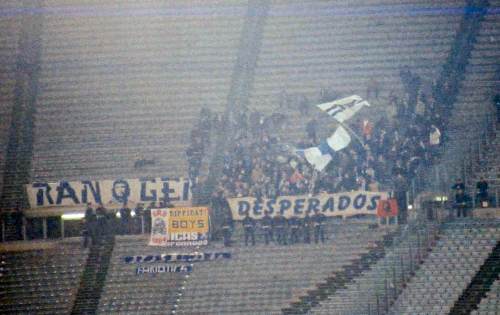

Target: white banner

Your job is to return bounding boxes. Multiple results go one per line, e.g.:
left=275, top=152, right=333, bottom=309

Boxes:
left=25, top=177, right=190, bottom=210
left=317, top=95, right=370, bottom=122
left=228, top=191, right=388, bottom=220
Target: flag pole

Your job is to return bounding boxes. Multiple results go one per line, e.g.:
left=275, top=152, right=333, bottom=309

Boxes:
left=336, top=120, right=365, bottom=147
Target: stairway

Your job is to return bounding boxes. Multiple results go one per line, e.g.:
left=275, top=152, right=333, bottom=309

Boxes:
left=0, top=0, right=42, bottom=212
left=203, top=0, right=270, bottom=221
left=427, top=0, right=496, bottom=194
left=450, top=240, right=500, bottom=315
left=71, top=236, right=115, bottom=315
left=282, top=227, right=400, bottom=314
left=414, top=0, right=491, bottom=195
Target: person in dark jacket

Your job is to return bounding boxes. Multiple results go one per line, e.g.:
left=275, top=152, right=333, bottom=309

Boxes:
left=288, top=216, right=300, bottom=244
left=451, top=178, right=467, bottom=217
left=95, top=204, right=108, bottom=239
left=144, top=203, right=153, bottom=234
left=394, top=173, right=409, bottom=224
left=261, top=212, right=273, bottom=245
left=303, top=212, right=312, bottom=243
left=455, top=190, right=471, bottom=218
left=221, top=214, right=234, bottom=247
left=452, top=178, right=465, bottom=199
left=476, top=177, right=489, bottom=207
left=119, top=205, right=131, bottom=235
left=83, top=204, right=96, bottom=248
left=312, top=209, right=326, bottom=243
left=242, top=213, right=256, bottom=246
left=273, top=213, right=287, bottom=245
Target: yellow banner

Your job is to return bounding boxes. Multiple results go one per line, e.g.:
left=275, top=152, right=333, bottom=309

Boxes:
left=168, top=207, right=209, bottom=234
left=149, top=207, right=210, bottom=247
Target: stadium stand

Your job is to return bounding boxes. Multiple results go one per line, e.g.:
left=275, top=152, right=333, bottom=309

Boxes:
left=175, top=221, right=392, bottom=314
left=472, top=278, right=500, bottom=315
left=71, top=235, right=115, bottom=314
left=387, top=220, right=500, bottom=315
left=1, top=0, right=499, bottom=314
left=248, top=0, right=465, bottom=141
left=0, top=1, right=24, bottom=199
left=97, top=235, right=185, bottom=314
left=0, top=239, right=88, bottom=314
left=31, top=0, right=247, bottom=182
left=310, top=223, right=439, bottom=314
left=436, top=0, right=500, bottom=199
left=451, top=237, right=499, bottom=314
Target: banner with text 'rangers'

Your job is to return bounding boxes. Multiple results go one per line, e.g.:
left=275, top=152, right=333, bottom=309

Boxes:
left=149, top=207, right=209, bottom=247
left=25, top=177, right=190, bottom=210
left=228, top=191, right=388, bottom=220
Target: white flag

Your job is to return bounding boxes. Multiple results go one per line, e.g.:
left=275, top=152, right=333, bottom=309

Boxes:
left=326, top=126, right=351, bottom=151
left=303, top=147, right=332, bottom=171
left=317, top=95, right=370, bottom=122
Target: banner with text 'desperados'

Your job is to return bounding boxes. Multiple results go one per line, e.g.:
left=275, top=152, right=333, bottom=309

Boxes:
left=227, top=191, right=388, bottom=220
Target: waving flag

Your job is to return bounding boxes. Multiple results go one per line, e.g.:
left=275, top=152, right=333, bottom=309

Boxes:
left=326, top=126, right=351, bottom=151
left=296, top=126, right=352, bottom=171
left=317, top=95, right=370, bottom=122
left=300, top=147, right=332, bottom=171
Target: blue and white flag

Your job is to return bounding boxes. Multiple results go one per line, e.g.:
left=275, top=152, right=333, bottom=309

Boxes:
left=326, top=126, right=351, bottom=151
left=296, top=126, right=352, bottom=171
left=317, top=95, right=370, bottom=122
left=299, top=147, right=332, bottom=172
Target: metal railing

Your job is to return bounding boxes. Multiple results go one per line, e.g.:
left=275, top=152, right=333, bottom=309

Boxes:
left=365, top=220, right=438, bottom=315
left=410, top=103, right=498, bottom=210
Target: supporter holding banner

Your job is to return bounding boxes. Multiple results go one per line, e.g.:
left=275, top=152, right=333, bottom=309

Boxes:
left=25, top=177, right=191, bottom=209
left=228, top=191, right=388, bottom=220
left=149, top=207, right=210, bottom=247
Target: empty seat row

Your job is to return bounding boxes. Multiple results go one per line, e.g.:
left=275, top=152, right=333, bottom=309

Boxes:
left=0, top=241, right=88, bottom=315
left=387, top=221, right=500, bottom=315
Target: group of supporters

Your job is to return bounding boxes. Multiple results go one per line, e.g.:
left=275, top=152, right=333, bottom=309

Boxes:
left=83, top=204, right=116, bottom=247
left=206, top=68, right=451, bottom=226
left=82, top=202, right=164, bottom=247
left=220, top=210, right=327, bottom=246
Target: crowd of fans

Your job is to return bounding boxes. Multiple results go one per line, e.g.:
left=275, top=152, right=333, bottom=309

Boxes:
left=208, top=68, right=449, bottom=226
